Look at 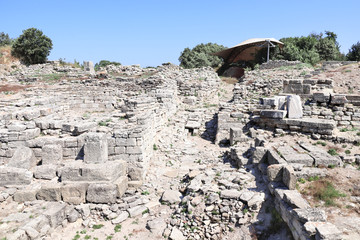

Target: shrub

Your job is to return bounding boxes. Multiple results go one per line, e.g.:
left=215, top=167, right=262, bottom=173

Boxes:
left=94, top=60, right=121, bottom=71
left=0, top=32, right=12, bottom=46
left=179, top=43, right=226, bottom=69
left=327, top=149, right=338, bottom=156
left=346, top=41, right=360, bottom=61
left=11, top=28, right=52, bottom=65
left=313, top=180, right=346, bottom=206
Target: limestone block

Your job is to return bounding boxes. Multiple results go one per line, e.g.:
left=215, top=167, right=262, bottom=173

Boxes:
left=33, top=164, right=57, bottom=180
left=84, top=132, right=108, bottom=163
left=86, top=183, right=118, bottom=203
left=114, top=176, right=128, bottom=198
left=275, top=96, right=287, bottom=110
left=230, top=127, right=243, bottom=145
left=293, top=208, right=327, bottom=223
left=43, top=202, right=67, bottom=228
left=268, top=149, right=286, bottom=165
left=283, top=165, right=297, bottom=190
left=283, top=190, right=310, bottom=209
left=36, top=183, right=62, bottom=201
left=220, top=189, right=241, bottom=199
left=60, top=160, right=126, bottom=182
left=161, top=190, right=181, bottom=204
left=0, top=167, right=32, bottom=186
left=41, top=144, right=63, bottom=165
left=61, top=183, right=88, bottom=204
left=315, top=222, right=342, bottom=240
left=330, top=94, right=348, bottom=105
left=8, top=146, right=36, bottom=170
left=127, top=205, right=148, bottom=217
left=287, top=95, right=303, bottom=119
left=83, top=61, right=95, bottom=75
left=252, top=147, right=267, bottom=164
left=267, top=164, right=284, bottom=182
left=13, top=185, right=41, bottom=202
left=260, top=110, right=287, bottom=119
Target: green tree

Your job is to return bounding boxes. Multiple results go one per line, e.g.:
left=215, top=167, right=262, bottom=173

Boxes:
left=0, top=32, right=12, bottom=46
left=179, top=43, right=226, bottom=69
left=94, top=60, right=121, bottom=71
left=11, top=28, right=53, bottom=65
left=346, top=41, right=360, bottom=61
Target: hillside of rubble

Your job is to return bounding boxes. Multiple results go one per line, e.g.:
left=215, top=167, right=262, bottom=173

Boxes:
left=0, top=59, right=359, bottom=240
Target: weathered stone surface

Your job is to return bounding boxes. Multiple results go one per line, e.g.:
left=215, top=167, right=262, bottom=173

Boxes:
left=230, top=127, right=243, bottom=145
left=147, top=218, right=167, bottom=235
left=283, top=165, right=296, bottom=190
left=0, top=167, right=32, bottom=186
left=287, top=95, right=303, bottom=119
left=84, top=132, right=108, bottom=163
left=43, top=202, right=67, bottom=227
left=60, top=160, right=126, bottom=182
left=298, top=142, right=341, bottom=167
left=260, top=110, right=287, bottom=119
left=33, top=164, right=57, bottom=180
left=293, top=208, right=327, bottom=223
left=315, top=222, right=342, bottom=240
left=268, top=149, right=286, bottom=164
left=267, top=164, right=284, bottom=182
left=8, top=146, right=36, bottom=170
left=13, top=185, right=41, bottom=202
left=220, top=189, right=241, bottom=199
left=111, top=211, right=129, bottom=224
left=86, top=183, right=117, bottom=203
left=114, top=176, right=128, bottom=198
left=169, top=227, right=186, bottom=240
left=61, top=183, right=88, bottom=204
left=252, top=147, right=267, bottom=164
left=161, top=190, right=182, bottom=204
left=127, top=205, right=148, bottom=217
left=277, top=145, right=314, bottom=166
left=83, top=61, right=95, bottom=75
left=283, top=190, right=310, bottom=209
left=41, top=144, right=63, bottom=165
left=36, top=183, right=62, bottom=201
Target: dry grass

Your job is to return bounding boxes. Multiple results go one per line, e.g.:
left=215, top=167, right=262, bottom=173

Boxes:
left=0, top=45, right=18, bottom=64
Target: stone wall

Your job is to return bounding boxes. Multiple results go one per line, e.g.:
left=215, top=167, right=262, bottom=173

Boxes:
left=259, top=60, right=302, bottom=70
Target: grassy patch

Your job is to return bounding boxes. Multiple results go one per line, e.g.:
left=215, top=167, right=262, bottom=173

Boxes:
left=114, top=224, right=122, bottom=233
left=92, top=224, right=104, bottom=230
left=308, top=180, right=346, bottom=206
left=327, top=149, right=338, bottom=156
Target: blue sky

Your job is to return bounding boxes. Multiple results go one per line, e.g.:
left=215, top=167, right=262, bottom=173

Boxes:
left=1, top=0, right=359, bottom=67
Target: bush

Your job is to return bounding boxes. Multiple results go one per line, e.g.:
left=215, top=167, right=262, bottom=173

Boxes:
left=347, top=41, right=360, bottom=61
left=11, top=28, right=52, bottom=65
left=94, top=60, right=121, bottom=71
left=0, top=32, right=12, bottom=46
left=179, top=43, right=226, bottom=69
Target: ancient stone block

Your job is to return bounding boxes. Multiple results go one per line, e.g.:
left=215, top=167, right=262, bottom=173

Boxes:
left=8, top=146, right=36, bottom=170
left=114, top=176, right=128, bottom=198
left=36, top=183, right=62, bottom=201
left=86, top=183, right=118, bottom=203
left=283, top=165, right=297, bottom=190
left=315, top=222, right=342, bottom=240
left=220, top=189, right=241, bottom=199
left=127, top=205, right=148, bottom=217
left=161, top=190, right=181, bottom=204
left=287, top=95, right=303, bottom=119
left=0, top=167, right=32, bottom=186
left=292, top=208, right=327, bottom=223
left=43, top=202, right=67, bottom=228
left=60, top=160, right=126, bottom=182
left=267, top=164, right=284, bottom=182
left=283, top=190, right=310, bottom=209
left=61, top=183, right=87, bottom=204
left=260, top=110, right=287, bottom=119
left=268, top=149, right=286, bottom=165
left=252, top=147, right=267, bottom=164
left=83, top=61, right=95, bottom=75
left=33, top=164, right=57, bottom=180
left=84, top=132, right=108, bottom=163
left=41, top=144, right=63, bottom=165
left=13, top=185, right=41, bottom=202
left=230, top=127, right=243, bottom=145
left=277, top=145, right=314, bottom=166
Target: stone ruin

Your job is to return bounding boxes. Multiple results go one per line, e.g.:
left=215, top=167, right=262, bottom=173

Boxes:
left=0, top=60, right=360, bottom=240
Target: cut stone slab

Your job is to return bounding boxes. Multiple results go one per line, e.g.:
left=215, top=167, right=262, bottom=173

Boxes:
left=298, top=142, right=341, bottom=167
left=86, top=183, right=118, bottom=203
left=43, top=202, right=66, bottom=228
left=268, top=149, right=286, bottom=165
left=13, top=184, right=41, bottom=203
left=315, top=222, right=342, bottom=240
left=147, top=218, right=167, bottom=236
left=0, top=167, right=32, bottom=186
left=230, top=127, right=243, bottom=146
left=41, top=144, right=63, bottom=165
left=114, top=176, right=128, bottom=198
left=84, top=132, right=108, bottom=163
left=36, top=183, right=62, bottom=201
left=33, top=164, right=57, bottom=180
left=277, top=145, right=314, bottom=166
left=293, top=208, right=327, bottom=223
left=283, top=190, right=310, bottom=209
left=61, top=183, right=88, bottom=205
left=60, top=160, right=126, bottom=182
left=220, top=189, right=241, bottom=199
left=161, top=190, right=182, bottom=204
left=185, top=121, right=201, bottom=129
left=127, top=205, right=148, bottom=217
left=252, top=147, right=267, bottom=164
left=111, top=211, right=129, bottom=224
left=8, top=146, right=36, bottom=170
left=283, top=165, right=297, bottom=190
left=267, top=164, right=284, bottom=182
left=287, top=95, right=303, bottom=119
left=260, top=110, right=287, bottom=119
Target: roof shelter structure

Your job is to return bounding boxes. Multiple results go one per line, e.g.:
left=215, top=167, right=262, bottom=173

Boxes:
left=213, top=38, right=284, bottom=63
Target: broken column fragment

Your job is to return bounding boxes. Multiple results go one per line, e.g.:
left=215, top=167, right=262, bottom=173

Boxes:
left=286, top=95, right=303, bottom=119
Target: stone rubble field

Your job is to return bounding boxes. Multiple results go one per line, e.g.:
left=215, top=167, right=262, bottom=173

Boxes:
left=0, top=60, right=359, bottom=240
